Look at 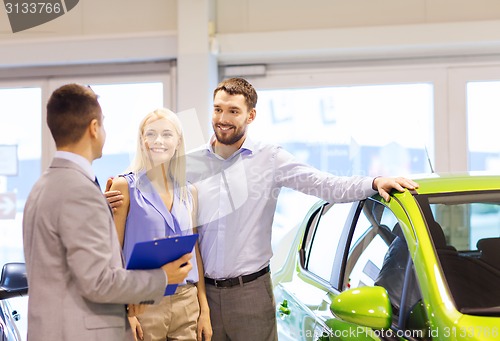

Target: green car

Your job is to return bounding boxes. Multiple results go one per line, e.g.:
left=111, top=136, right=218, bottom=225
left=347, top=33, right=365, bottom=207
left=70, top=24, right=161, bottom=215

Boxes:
left=273, top=174, right=500, bottom=340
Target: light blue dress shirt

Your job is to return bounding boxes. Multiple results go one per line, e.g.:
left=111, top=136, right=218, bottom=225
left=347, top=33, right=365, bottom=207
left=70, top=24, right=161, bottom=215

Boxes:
left=186, top=136, right=376, bottom=279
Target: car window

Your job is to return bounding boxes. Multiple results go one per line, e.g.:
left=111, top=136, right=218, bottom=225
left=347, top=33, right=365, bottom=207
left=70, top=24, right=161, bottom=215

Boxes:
left=344, top=200, right=391, bottom=289
left=344, top=200, right=424, bottom=326
left=306, top=202, right=354, bottom=283
left=345, top=229, right=387, bottom=289
left=347, top=212, right=371, bottom=253
left=421, top=193, right=500, bottom=314
left=431, top=201, right=500, bottom=254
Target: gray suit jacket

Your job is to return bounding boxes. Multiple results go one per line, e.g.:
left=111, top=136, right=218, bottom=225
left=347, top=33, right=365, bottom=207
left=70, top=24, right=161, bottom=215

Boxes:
left=23, top=158, right=167, bottom=341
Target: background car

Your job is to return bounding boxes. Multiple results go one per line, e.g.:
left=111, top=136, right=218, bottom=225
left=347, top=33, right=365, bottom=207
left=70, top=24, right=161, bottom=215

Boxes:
left=0, top=263, right=28, bottom=341
left=273, top=174, right=500, bottom=340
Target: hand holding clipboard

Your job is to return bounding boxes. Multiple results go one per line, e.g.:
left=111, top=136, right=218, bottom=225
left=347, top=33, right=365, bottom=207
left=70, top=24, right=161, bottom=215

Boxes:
left=126, top=234, right=198, bottom=295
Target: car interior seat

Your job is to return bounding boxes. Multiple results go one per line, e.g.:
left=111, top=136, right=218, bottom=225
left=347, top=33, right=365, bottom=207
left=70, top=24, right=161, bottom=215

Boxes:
left=477, top=237, right=500, bottom=271
left=427, top=220, right=457, bottom=253
left=429, top=221, right=500, bottom=312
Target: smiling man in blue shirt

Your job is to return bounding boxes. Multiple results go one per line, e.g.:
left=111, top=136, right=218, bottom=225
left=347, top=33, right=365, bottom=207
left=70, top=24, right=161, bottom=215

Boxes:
left=185, top=78, right=417, bottom=341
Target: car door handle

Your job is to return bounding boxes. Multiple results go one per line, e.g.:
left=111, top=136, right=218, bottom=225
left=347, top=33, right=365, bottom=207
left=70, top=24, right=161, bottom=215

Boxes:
left=278, top=299, right=291, bottom=316
left=11, top=309, right=20, bottom=321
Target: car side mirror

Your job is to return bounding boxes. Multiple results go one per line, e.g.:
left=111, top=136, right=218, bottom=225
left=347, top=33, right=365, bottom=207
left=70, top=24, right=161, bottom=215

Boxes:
left=330, top=286, right=392, bottom=330
left=0, top=262, right=28, bottom=300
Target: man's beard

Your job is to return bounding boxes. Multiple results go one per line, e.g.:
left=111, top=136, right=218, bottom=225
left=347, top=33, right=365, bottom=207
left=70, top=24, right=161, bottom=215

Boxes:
left=213, top=125, right=246, bottom=146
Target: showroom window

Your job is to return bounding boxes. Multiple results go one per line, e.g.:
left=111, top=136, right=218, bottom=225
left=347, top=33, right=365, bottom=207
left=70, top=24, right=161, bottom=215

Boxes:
left=447, top=64, right=500, bottom=172
left=0, top=84, right=43, bottom=339
left=253, top=84, right=434, bottom=177
left=84, top=82, right=165, bottom=185
left=0, top=86, right=42, bottom=266
left=467, top=80, right=500, bottom=172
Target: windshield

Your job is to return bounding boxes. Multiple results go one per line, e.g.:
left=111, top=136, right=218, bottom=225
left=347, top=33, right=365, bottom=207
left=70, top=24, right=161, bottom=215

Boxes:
left=419, top=192, right=500, bottom=315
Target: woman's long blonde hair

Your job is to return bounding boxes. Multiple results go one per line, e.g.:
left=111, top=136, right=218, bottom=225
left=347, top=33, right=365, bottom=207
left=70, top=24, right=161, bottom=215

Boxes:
left=127, top=108, right=188, bottom=203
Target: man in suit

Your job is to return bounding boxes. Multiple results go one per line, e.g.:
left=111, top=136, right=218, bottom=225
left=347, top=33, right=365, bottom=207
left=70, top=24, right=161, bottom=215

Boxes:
left=22, top=83, right=193, bottom=341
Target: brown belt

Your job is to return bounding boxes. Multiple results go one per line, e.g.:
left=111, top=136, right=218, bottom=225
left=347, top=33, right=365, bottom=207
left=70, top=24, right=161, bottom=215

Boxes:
left=204, top=265, right=270, bottom=288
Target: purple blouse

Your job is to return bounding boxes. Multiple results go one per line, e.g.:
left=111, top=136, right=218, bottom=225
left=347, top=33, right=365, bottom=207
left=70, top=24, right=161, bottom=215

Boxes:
left=122, top=172, right=198, bottom=284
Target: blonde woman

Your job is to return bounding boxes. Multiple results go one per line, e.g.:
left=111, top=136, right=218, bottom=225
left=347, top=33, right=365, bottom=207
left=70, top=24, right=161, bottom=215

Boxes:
left=109, top=108, right=212, bottom=341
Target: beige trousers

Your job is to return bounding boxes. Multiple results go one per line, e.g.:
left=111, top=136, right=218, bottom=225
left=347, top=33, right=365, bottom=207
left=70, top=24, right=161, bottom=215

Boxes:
left=138, top=283, right=199, bottom=341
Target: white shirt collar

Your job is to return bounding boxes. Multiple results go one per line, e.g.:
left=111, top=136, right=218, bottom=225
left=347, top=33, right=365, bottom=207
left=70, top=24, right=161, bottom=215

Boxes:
left=54, top=151, right=95, bottom=180
left=204, top=135, right=256, bottom=155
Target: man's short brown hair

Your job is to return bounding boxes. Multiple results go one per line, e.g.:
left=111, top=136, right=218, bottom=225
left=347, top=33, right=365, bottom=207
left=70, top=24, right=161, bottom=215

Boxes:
left=213, top=77, right=258, bottom=110
left=46, top=84, right=102, bottom=147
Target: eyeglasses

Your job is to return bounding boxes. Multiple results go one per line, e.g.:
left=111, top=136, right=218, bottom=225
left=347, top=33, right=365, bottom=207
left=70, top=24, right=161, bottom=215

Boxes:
left=143, top=130, right=176, bottom=143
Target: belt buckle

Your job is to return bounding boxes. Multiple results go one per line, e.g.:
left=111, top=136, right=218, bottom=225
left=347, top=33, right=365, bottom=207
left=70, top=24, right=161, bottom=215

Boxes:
left=213, top=279, right=223, bottom=288
left=213, top=278, right=235, bottom=288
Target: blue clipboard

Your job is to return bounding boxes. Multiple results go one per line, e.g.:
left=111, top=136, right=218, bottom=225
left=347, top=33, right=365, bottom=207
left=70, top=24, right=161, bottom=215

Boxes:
left=126, top=234, right=198, bottom=295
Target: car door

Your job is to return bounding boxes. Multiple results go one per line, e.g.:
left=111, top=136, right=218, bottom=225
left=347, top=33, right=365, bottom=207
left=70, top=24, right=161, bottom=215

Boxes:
left=311, top=199, right=390, bottom=340
left=276, top=198, right=427, bottom=340
left=0, top=299, right=22, bottom=341
left=318, top=197, right=431, bottom=340
left=306, top=202, right=360, bottom=340
left=275, top=201, right=356, bottom=340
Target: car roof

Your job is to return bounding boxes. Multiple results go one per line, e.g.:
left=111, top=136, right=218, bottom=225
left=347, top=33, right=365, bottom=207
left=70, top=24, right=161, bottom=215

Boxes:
left=401, top=172, right=500, bottom=196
